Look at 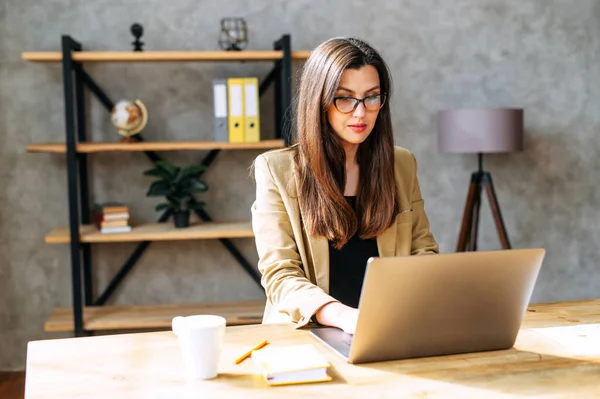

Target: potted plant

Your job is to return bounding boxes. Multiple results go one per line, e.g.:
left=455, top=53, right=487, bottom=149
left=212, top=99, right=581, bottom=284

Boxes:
left=144, top=160, right=208, bottom=228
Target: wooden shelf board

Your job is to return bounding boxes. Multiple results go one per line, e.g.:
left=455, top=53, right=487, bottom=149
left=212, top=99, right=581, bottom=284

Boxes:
left=44, top=300, right=265, bottom=332
left=292, top=50, right=311, bottom=60
left=22, top=50, right=310, bottom=63
left=45, top=221, right=254, bottom=244
left=26, top=139, right=285, bottom=153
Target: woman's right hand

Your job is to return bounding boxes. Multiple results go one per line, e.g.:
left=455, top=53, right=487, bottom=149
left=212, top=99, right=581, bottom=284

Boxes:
left=337, top=307, right=359, bottom=335
left=315, top=302, right=359, bottom=335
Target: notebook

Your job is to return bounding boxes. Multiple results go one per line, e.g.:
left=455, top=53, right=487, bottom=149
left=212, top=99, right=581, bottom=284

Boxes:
left=251, top=344, right=332, bottom=386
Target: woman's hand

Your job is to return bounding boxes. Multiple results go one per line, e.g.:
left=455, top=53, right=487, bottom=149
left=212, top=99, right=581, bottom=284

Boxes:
left=315, top=302, right=359, bottom=335
left=337, top=307, right=359, bottom=335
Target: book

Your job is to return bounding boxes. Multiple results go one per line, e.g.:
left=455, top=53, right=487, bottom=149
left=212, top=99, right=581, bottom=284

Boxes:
left=251, top=344, right=332, bottom=386
left=99, top=219, right=129, bottom=228
left=94, top=202, right=129, bottom=214
left=100, top=226, right=132, bottom=234
left=98, top=212, right=129, bottom=221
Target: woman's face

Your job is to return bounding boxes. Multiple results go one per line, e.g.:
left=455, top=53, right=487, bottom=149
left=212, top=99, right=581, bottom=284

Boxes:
left=327, top=65, right=382, bottom=150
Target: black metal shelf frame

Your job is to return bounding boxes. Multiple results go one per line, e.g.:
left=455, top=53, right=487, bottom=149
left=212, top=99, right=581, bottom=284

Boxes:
left=60, top=34, right=293, bottom=336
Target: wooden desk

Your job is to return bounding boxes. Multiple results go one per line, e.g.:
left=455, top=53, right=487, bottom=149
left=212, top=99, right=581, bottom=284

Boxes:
left=25, top=299, right=600, bottom=398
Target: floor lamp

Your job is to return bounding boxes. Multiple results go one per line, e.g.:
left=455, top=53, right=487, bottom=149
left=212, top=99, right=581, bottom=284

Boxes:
left=437, top=108, right=524, bottom=252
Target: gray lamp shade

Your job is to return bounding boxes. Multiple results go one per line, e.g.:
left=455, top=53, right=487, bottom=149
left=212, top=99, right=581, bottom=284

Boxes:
left=437, top=108, right=524, bottom=154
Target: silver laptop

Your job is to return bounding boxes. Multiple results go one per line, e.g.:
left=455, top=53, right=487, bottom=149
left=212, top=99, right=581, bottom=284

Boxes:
left=309, top=248, right=545, bottom=364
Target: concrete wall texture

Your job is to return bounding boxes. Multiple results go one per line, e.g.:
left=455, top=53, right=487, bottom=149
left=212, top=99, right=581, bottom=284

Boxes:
left=1, top=0, right=599, bottom=369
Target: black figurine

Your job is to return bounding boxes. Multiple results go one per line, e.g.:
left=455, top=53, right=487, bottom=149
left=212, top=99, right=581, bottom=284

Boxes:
left=131, top=23, right=144, bottom=51
left=219, top=18, right=248, bottom=51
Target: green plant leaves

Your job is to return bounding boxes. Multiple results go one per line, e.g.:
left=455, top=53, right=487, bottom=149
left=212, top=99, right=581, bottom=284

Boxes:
left=187, top=179, right=208, bottom=193
left=145, top=160, right=208, bottom=212
left=176, top=164, right=207, bottom=182
left=147, top=180, right=171, bottom=196
left=156, top=161, right=178, bottom=179
left=166, top=194, right=181, bottom=206
left=143, top=167, right=171, bottom=180
left=155, top=203, right=173, bottom=212
left=143, top=161, right=179, bottom=180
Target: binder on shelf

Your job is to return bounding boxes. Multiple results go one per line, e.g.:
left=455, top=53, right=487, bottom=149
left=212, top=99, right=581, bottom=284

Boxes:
left=243, top=77, right=260, bottom=142
left=212, top=79, right=229, bottom=142
left=227, top=78, right=245, bottom=143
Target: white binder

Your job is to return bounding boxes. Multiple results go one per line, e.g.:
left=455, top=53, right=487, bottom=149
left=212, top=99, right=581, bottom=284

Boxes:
left=212, top=79, right=228, bottom=142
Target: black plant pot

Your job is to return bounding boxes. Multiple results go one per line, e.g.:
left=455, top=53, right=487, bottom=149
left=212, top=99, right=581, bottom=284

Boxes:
left=173, top=210, right=190, bottom=228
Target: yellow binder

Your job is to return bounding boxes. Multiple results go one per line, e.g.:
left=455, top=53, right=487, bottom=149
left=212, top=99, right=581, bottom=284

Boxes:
left=227, top=78, right=245, bottom=143
left=243, top=77, right=260, bottom=142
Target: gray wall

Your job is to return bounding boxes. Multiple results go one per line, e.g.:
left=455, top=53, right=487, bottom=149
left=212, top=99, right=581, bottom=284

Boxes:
left=1, top=0, right=599, bottom=369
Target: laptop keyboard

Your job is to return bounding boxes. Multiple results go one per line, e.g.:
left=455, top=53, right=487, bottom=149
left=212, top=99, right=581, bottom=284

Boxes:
left=342, top=335, right=353, bottom=347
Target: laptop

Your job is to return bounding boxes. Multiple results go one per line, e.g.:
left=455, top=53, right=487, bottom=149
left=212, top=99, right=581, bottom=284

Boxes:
left=309, top=248, right=545, bottom=364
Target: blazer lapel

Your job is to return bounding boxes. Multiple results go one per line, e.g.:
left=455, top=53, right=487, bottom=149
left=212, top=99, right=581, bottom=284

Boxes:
left=307, top=235, right=329, bottom=293
left=376, top=216, right=397, bottom=257
left=377, top=163, right=402, bottom=257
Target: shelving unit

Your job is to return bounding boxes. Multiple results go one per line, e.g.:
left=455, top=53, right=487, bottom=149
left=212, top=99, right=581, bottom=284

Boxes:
left=22, top=50, right=310, bottom=63
left=24, top=33, right=307, bottom=335
left=45, top=222, right=254, bottom=244
left=26, top=139, right=285, bottom=153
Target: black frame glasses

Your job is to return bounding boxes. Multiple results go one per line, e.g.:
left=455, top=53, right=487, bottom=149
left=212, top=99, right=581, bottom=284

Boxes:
left=332, top=93, right=387, bottom=114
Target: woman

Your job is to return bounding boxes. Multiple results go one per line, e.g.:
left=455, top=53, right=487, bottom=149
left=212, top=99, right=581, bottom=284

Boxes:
left=251, top=37, right=438, bottom=335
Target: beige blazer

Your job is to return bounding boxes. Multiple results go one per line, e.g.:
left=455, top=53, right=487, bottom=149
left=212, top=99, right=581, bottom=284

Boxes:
left=251, top=145, right=439, bottom=328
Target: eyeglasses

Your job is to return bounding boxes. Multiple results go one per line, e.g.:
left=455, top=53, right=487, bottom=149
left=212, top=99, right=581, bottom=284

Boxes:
left=332, top=93, right=387, bottom=114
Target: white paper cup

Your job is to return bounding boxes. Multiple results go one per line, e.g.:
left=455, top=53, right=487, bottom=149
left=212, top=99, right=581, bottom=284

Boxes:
left=172, top=315, right=226, bottom=380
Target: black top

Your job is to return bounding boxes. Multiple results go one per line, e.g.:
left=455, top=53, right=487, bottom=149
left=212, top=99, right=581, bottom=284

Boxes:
left=328, top=196, right=379, bottom=308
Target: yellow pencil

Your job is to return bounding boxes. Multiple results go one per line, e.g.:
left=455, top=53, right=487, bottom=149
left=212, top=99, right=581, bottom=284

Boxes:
left=234, top=340, right=269, bottom=364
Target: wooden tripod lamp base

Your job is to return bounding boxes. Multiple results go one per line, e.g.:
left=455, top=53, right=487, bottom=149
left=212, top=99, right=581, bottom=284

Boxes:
left=456, top=166, right=511, bottom=252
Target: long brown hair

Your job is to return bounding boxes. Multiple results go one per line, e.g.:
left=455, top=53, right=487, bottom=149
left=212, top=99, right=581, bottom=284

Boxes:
left=293, top=37, right=398, bottom=249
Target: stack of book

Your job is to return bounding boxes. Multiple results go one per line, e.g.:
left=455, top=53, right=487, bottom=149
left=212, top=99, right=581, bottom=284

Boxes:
left=93, top=202, right=132, bottom=233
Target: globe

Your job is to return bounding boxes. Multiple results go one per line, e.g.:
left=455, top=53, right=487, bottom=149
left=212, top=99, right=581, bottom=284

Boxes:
left=111, top=99, right=148, bottom=139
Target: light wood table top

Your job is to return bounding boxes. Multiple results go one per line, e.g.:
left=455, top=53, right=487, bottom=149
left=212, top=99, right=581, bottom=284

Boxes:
left=25, top=299, right=600, bottom=398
